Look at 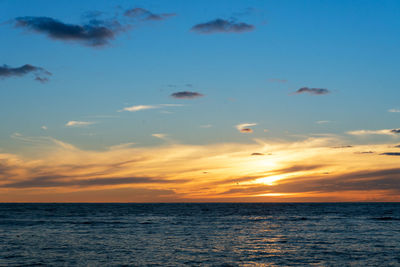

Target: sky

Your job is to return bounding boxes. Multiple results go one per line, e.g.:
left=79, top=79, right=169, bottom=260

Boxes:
left=1, top=0, right=400, bottom=202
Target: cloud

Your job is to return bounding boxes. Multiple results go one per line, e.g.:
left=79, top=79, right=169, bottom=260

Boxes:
left=0, top=64, right=51, bottom=82
left=171, top=91, right=204, bottom=99
left=200, top=124, right=212, bottom=128
left=122, top=105, right=159, bottom=112
left=3, top=176, right=177, bottom=188
left=236, top=123, right=257, bottom=133
left=124, top=8, right=175, bottom=21
left=65, top=121, right=95, bottom=127
left=191, top=19, right=255, bottom=34
left=251, top=153, right=264, bottom=156
left=41, top=126, right=48, bottom=130
left=240, top=128, right=253, bottom=133
left=2, top=136, right=400, bottom=201
left=121, top=104, right=183, bottom=112
left=316, top=120, right=331, bottom=124
left=14, top=16, right=122, bottom=47
left=347, top=129, right=400, bottom=136
left=293, top=87, right=330, bottom=95
left=380, top=152, right=400, bottom=156
left=388, top=109, right=400, bottom=113
left=152, top=133, right=168, bottom=140
left=271, top=168, right=400, bottom=194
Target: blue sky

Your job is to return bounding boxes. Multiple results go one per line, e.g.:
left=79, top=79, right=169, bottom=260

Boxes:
left=1, top=0, right=400, bottom=152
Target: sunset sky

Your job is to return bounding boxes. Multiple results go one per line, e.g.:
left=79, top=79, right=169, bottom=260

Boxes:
left=1, top=0, right=400, bottom=202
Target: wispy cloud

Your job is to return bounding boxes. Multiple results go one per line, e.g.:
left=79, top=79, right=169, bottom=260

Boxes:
left=122, top=105, right=159, bottom=112
left=191, top=19, right=255, bottom=34
left=65, top=121, right=95, bottom=127
left=236, top=123, right=257, bottom=133
left=388, top=109, right=400, bottom=113
left=41, top=126, right=48, bottom=130
left=0, top=64, right=51, bottom=82
left=171, top=91, right=204, bottom=99
left=316, top=120, right=331, bottom=124
left=124, top=8, right=175, bottom=21
left=200, top=124, right=212, bottom=128
left=152, top=133, right=168, bottom=140
left=293, top=87, right=330, bottom=95
left=347, top=129, right=400, bottom=136
left=121, top=104, right=184, bottom=112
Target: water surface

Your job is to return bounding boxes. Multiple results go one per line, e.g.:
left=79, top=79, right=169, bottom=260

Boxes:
left=0, top=203, right=399, bottom=266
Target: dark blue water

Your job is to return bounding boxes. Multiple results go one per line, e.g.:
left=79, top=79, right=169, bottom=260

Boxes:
left=0, top=203, right=399, bottom=266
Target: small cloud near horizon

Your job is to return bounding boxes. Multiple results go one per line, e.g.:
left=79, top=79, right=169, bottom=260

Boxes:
left=122, top=105, right=159, bottom=112
left=200, top=124, right=212, bottom=128
left=316, top=120, right=331, bottom=124
left=347, top=129, right=400, bottom=136
left=152, top=133, right=168, bottom=140
left=380, top=152, right=400, bottom=156
left=65, top=121, right=95, bottom=127
left=122, top=104, right=184, bottom=112
left=388, top=109, right=400, bottom=113
left=236, top=123, right=257, bottom=133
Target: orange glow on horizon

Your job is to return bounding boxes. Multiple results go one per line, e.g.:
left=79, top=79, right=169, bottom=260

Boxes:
left=1, top=135, right=400, bottom=202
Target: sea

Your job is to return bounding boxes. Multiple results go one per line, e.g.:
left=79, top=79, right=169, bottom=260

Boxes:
left=0, top=203, right=399, bottom=266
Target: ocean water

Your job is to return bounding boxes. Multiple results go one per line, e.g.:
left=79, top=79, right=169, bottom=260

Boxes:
left=0, top=203, right=399, bottom=266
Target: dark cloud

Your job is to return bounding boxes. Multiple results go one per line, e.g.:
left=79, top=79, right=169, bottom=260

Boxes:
left=0, top=187, right=179, bottom=202
left=14, top=16, right=122, bottom=47
left=219, top=167, right=400, bottom=196
left=380, top=152, right=400, bottom=156
left=394, top=145, right=400, bottom=148
left=294, top=87, right=330, bottom=95
left=191, top=19, right=255, bottom=34
left=171, top=91, right=204, bottom=99
left=251, top=153, right=264, bottom=156
left=2, top=175, right=183, bottom=188
left=355, top=151, right=374, bottom=154
left=124, top=8, right=175, bottom=21
left=0, top=64, right=51, bottom=82
left=274, top=168, right=400, bottom=193
left=390, top=129, right=400, bottom=134
left=240, top=128, right=253, bottom=133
